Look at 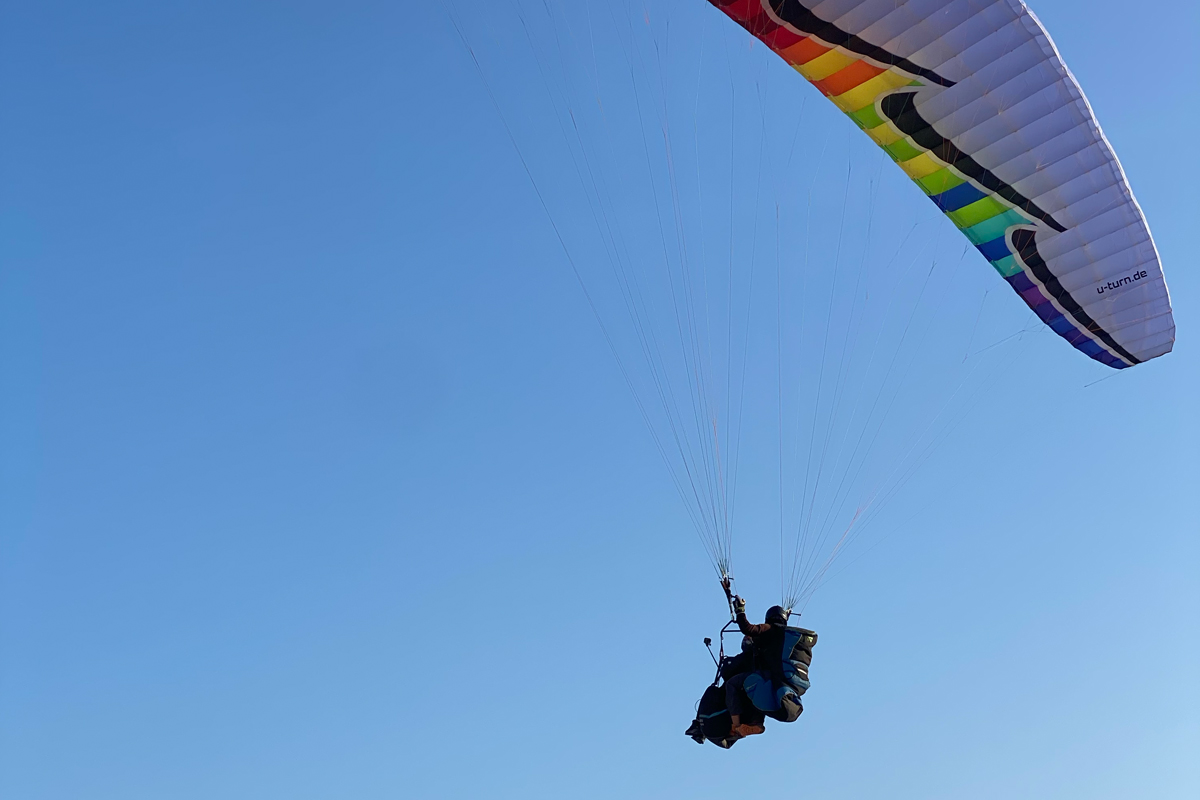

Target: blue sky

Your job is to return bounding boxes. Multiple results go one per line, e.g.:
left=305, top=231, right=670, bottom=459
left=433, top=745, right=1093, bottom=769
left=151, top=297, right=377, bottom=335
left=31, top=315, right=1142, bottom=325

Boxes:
left=1, top=2, right=1196, bottom=798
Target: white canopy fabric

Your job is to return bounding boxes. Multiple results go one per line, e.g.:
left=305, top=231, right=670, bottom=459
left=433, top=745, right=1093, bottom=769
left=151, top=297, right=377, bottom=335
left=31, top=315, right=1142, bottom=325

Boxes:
left=709, top=0, right=1174, bottom=367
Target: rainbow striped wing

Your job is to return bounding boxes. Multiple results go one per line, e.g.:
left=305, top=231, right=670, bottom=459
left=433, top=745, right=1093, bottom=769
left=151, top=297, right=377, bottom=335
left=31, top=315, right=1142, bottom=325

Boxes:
left=709, top=0, right=1174, bottom=368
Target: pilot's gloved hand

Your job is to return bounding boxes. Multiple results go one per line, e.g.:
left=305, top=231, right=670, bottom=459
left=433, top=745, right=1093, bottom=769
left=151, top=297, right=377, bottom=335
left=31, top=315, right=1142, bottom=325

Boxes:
left=733, top=596, right=746, bottom=615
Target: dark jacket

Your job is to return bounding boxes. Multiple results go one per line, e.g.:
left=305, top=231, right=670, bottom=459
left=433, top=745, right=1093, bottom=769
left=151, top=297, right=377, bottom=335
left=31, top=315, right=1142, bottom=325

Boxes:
left=719, top=650, right=752, bottom=681
left=735, top=611, right=787, bottom=685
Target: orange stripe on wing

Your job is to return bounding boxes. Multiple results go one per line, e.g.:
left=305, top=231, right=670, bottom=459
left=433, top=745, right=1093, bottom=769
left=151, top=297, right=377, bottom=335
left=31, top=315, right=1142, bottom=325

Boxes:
left=777, top=37, right=829, bottom=65
left=812, top=59, right=884, bottom=96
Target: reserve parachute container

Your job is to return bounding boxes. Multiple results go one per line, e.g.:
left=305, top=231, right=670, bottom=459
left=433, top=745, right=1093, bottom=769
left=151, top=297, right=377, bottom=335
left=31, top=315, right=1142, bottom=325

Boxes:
left=708, top=0, right=1174, bottom=368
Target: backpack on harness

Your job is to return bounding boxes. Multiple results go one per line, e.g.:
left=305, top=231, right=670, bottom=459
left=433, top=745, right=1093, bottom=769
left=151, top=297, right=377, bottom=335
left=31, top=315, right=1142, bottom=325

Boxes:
left=685, top=667, right=767, bottom=748
left=743, top=626, right=817, bottom=723
left=685, top=684, right=738, bottom=748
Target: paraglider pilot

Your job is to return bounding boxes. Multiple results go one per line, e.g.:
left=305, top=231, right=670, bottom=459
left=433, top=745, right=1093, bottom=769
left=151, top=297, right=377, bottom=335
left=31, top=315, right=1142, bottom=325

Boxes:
left=722, top=578, right=790, bottom=738
left=688, top=579, right=814, bottom=747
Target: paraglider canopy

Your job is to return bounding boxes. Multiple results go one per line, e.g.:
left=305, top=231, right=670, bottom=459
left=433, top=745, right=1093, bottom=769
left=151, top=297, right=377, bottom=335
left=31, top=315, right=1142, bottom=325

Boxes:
left=708, top=0, right=1173, bottom=369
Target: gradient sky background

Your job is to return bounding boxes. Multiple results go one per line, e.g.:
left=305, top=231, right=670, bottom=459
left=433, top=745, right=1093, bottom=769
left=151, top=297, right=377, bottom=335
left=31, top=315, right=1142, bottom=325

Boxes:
left=1, top=2, right=1197, bottom=798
